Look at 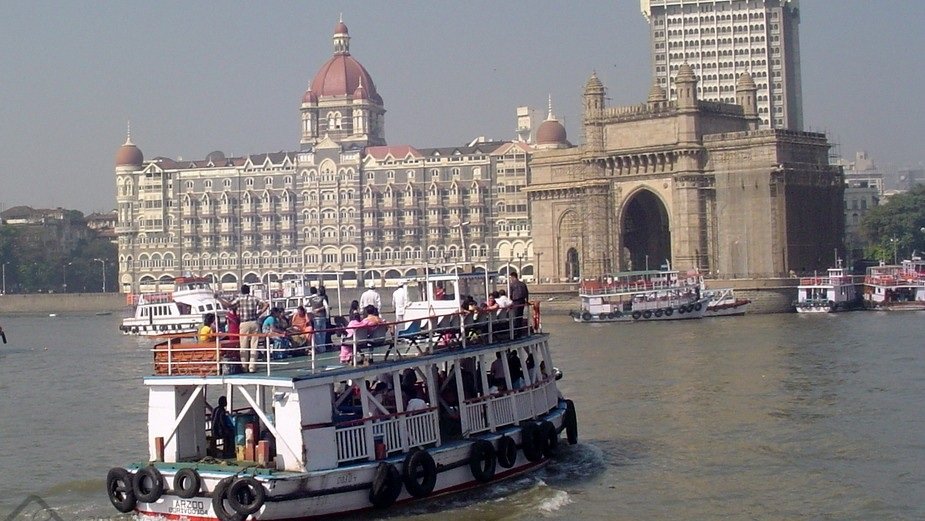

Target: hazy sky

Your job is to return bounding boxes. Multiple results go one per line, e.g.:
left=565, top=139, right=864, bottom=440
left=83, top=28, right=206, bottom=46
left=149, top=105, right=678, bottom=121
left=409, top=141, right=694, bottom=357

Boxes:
left=1, top=1, right=923, bottom=213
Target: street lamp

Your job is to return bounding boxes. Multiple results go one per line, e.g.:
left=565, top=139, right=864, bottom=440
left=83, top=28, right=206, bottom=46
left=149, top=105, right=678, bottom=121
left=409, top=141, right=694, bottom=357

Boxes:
left=63, top=262, right=72, bottom=293
left=534, top=251, right=543, bottom=284
left=93, top=258, right=106, bottom=293
left=889, top=237, right=898, bottom=265
left=455, top=221, right=470, bottom=264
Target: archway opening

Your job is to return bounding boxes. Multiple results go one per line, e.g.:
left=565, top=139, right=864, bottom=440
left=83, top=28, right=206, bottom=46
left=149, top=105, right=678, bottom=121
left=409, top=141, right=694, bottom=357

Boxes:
left=622, top=190, right=671, bottom=271
left=566, top=248, right=580, bottom=281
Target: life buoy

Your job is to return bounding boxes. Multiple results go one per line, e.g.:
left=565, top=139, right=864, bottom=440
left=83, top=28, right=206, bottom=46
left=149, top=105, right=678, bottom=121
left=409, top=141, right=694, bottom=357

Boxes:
left=132, top=465, right=164, bottom=503
left=369, top=462, right=403, bottom=508
left=632, top=311, right=642, bottom=320
left=402, top=449, right=437, bottom=497
left=540, top=420, right=558, bottom=456
left=469, top=439, right=497, bottom=483
left=581, top=311, right=592, bottom=321
left=227, top=476, right=266, bottom=516
left=665, top=307, right=674, bottom=317
left=106, top=467, right=137, bottom=513
left=173, top=468, right=201, bottom=499
left=497, top=435, right=518, bottom=468
left=654, top=309, right=664, bottom=318
left=694, top=302, right=703, bottom=311
left=211, top=477, right=242, bottom=521
left=642, top=310, right=653, bottom=319
left=521, top=423, right=544, bottom=462
left=564, top=399, right=578, bottom=445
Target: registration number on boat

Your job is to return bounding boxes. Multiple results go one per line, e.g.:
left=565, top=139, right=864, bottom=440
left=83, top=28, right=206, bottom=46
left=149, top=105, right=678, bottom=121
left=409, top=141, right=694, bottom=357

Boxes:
left=166, top=498, right=208, bottom=516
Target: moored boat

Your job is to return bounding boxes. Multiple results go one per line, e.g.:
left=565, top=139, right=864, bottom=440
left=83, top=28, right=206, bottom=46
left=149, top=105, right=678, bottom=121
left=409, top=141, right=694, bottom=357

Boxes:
left=120, top=277, right=227, bottom=335
left=106, top=268, right=577, bottom=520
left=795, top=261, right=859, bottom=313
left=703, top=287, right=751, bottom=317
left=571, top=268, right=710, bottom=323
left=862, top=258, right=925, bottom=311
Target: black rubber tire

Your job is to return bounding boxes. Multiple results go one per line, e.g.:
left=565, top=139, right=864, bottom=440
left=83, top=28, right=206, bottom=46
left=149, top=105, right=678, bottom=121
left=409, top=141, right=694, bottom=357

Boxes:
left=607, top=312, right=616, bottom=320
left=521, top=423, right=544, bottom=462
left=632, top=311, right=642, bottom=320
left=564, top=399, right=578, bottom=445
left=173, top=468, right=201, bottom=499
left=402, top=449, right=437, bottom=498
left=211, top=477, right=243, bottom=521
left=132, top=465, right=164, bottom=503
left=599, top=313, right=607, bottom=320
left=581, top=311, right=592, bottom=321
left=654, top=309, right=664, bottom=318
left=642, top=310, right=653, bottom=319
left=369, top=462, right=403, bottom=508
left=665, top=307, right=674, bottom=317
left=469, top=439, right=497, bottom=483
left=694, top=302, right=703, bottom=311
left=227, top=476, right=266, bottom=516
left=106, top=467, right=137, bottom=513
left=540, top=420, right=558, bottom=456
left=497, top=435, right=518, bottom=468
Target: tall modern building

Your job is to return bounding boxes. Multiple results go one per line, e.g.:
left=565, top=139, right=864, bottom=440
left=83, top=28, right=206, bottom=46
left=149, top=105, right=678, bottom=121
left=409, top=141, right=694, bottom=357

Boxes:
left=641, top=0, right=803, bottom=130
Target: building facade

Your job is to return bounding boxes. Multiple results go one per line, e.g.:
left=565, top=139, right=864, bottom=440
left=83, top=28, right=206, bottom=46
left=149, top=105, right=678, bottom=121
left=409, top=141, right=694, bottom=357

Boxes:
left=641, top=0, right=803, bottom=130
left=114, top=22, right=535, bottom=293
left=526, top=66, right=843, bottom=282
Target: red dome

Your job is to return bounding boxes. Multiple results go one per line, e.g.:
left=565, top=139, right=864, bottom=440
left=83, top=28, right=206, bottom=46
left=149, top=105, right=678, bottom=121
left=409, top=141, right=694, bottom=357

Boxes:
left=310, top=54, right=382, bottom=103
left=334, top=21, right=348, bottom=34
left=536, top=119, right=567, bottom=145
left=115, top=140, right=144, bottom=167
left=302, top=87, right=318, bottom=104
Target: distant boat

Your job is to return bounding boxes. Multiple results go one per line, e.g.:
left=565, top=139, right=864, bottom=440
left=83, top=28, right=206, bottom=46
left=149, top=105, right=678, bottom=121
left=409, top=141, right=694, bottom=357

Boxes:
left=96, top=311, right=112, bottom=316
left=48, top=313, right=57, bottom=317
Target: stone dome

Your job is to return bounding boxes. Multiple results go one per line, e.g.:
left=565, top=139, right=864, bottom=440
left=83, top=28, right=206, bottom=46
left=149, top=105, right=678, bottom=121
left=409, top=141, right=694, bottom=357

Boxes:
left=536, top=119, right=567, bottom=145
left=584, top=72, right=604, bottom=93
left=676, top=62, right=697, bottom=82
left=115, top=137, right=143, bottom=167
left=736, top=72, right=757, bottom=90
left=309, top=20, right=383, bottom=104
left=648, top=81, right=667, bottom=102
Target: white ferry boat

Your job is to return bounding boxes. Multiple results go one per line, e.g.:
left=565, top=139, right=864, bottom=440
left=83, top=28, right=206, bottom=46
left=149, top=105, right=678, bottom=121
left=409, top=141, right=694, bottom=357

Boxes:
left=121, top=277, right=228, bottom=335
left=571, top=268, right=710, bottom=323
left=795, top=262, right=859, bottom=313
left=106, top=269, right=577, bottom=520
left=863, top=258, right=925, bottom=311
left=702, top=287, right=751, bottom=317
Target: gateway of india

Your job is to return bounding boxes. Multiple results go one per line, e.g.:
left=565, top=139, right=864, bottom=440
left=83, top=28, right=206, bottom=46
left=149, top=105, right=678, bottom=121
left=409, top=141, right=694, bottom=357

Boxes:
left=113, top=18, right=842, bottom=294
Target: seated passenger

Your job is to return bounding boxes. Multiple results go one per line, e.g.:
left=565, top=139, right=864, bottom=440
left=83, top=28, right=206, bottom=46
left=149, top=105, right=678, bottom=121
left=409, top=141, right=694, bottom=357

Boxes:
left=199, top=313, right=217, bottom=343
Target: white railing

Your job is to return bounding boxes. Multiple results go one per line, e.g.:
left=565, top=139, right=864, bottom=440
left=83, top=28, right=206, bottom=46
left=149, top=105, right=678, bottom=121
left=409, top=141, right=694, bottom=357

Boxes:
left=335, top=409, right=440, bottom=464
left=462, top=378, right=559, bottom=436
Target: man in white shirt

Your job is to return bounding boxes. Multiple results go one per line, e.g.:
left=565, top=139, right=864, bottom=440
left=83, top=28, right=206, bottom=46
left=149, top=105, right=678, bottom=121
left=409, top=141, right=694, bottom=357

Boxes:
left=359, top=281, right=381, bottom=312
left=495, top=289, right=513, bottom=309
left=391, top=279, right=409, bottom=328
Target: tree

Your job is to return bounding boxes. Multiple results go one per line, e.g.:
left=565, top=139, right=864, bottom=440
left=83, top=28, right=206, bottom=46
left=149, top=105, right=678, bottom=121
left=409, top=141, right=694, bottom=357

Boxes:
left=861, top=185, right=925, bottom=263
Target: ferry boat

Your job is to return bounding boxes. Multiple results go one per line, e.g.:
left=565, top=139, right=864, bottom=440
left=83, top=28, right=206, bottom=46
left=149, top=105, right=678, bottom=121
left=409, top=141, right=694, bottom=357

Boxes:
left=570, top=268, right=710, bottom=323
left=702, top=287, right=751, bottom=317
left=795, top=262, right=859, bottom=313
left=863, top=258, right=925, bottom=311
left=106, top=268, right=577, bottom=521
left=121, top=277, right=227, bottom=335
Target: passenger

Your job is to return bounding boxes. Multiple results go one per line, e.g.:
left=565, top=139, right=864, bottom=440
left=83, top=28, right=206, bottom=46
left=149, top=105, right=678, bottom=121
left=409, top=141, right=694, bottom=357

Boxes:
left=435, top=282, right=446, bottom=300
left=262, top=308, right=290, bottom=360
left=359, top=281, right=382, bottom=311
left=221, top=307, right=242, bottom=374
left=362, top=305, right=384, bottom=327
left=341, top=312, right=364, bottom=364
left=219, top=284, right=269, bottom=373
left=211, top=396, right=235, bottom=458
left=392, top=279, right=409, bottom=327
left=307, top=287, right=329, bottom=351
left=198, top=313, right=217, bottom=343
left=406, top=389, right=428, bottom=412
left=490, top=352, right=506, bottom=390
left=484, top=293, right=500, bottom=312
left=508, top=350, right=525, bottom=389
left=288, top=306, right=311, bottom=350
left=509, top=270, right=529, bottom=337
left=495, top=289, right=513, bottom=309
left=349, top=299, right=361, bottom=316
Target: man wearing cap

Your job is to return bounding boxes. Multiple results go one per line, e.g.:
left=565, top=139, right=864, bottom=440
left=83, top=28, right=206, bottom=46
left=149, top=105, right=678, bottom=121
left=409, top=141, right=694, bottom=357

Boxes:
left=392, top=279, right=410, bottom=328
left=360, top=280, right=381, bottom=312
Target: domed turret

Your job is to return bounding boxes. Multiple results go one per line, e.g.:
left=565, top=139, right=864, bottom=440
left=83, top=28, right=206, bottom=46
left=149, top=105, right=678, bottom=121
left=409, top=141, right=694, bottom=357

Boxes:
left=353, top=76, right=369, bottom=100
left=302, top=83, right=318, bottom=104
left=535, top=96, right=569, bottom=149
left=647, top=81, right=667, bottom=103
left=309, top=18, right=382, bottom=104
left=115, top=125, right=143, bottom=168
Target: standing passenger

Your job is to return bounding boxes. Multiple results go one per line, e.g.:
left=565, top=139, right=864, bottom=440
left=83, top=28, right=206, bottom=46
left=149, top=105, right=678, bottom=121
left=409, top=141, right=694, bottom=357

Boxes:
left=220, top=285, right=268, bottom=373
left=392, top=279, right=409, bottom=328
left=360, top=281, right=381, bottom=311
left=509, top=270, right=529, bottom=337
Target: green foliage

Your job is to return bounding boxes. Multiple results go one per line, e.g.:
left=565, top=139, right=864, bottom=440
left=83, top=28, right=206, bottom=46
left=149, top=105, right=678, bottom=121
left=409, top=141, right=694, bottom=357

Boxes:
left=860, top=185, right=925, bottom=262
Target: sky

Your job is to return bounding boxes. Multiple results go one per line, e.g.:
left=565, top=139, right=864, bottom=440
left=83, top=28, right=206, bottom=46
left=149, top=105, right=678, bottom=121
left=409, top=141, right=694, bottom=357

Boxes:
left=1, top=1, right=924, bottom=214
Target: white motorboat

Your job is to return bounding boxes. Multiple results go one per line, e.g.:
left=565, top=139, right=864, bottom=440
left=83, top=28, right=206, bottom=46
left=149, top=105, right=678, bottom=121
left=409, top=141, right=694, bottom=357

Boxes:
left=703, top=287, right=751, bottom=317
left=120, top=277, right=227, bottom=335
left=106, top=267, right=577, bottom=520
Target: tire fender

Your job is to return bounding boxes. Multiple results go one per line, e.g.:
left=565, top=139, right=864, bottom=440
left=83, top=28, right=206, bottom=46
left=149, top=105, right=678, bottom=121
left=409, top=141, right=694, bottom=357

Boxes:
left=106, top=467, right=137, bottom=513
left=469, top=439, right=497, bottom=483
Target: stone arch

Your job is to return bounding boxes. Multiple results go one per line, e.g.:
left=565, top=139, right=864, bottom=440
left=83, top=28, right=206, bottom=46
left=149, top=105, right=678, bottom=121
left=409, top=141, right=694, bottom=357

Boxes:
left=620, top=188, right=671, bottom=271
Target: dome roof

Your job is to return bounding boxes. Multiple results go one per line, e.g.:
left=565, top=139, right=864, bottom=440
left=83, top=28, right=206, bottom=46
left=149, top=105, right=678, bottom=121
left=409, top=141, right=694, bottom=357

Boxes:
left=353, top=77, right=369, bottom=100
left=736, top=72, right=757, bottom=90
left=536, top=119, right=567, bottom=145
left=302, top=85, right=318, bottom=104
left=648, top=81, right=667, bottom=102
left=115, top=137, right=143, bottom=167
left=584, top=72, right=604, bottom=93
left=308, top=19, right=382, bottom=104
left=676, top=62, right=697, bottom=82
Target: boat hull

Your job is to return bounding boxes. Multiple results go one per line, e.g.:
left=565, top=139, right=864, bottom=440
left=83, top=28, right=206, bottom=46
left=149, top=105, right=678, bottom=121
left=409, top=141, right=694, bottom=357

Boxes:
left=133, top=412, right=565, bottom=521
left=572, top=299, right=709, bottom=323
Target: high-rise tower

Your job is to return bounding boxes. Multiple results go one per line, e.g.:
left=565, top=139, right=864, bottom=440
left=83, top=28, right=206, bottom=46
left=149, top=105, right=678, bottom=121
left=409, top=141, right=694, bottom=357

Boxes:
left=641, top=0, right=803, bottom=130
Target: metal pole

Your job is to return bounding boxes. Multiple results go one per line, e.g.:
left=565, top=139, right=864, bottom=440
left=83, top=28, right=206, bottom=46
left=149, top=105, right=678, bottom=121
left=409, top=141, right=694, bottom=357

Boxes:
left=2, top=263, right=6, bottom=294
left=94, top=258, right=106, bottom=293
